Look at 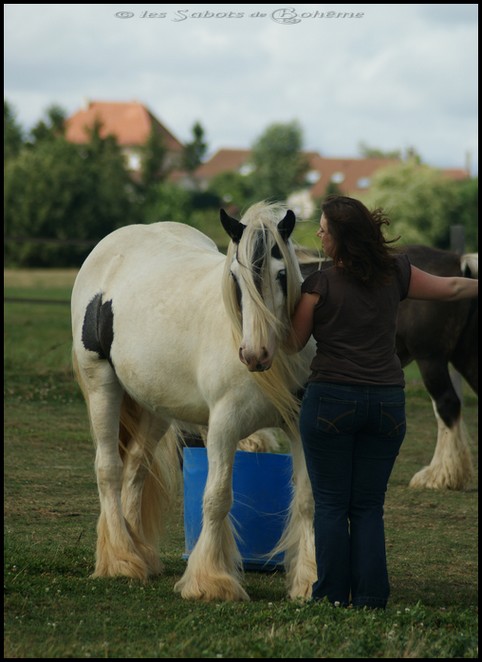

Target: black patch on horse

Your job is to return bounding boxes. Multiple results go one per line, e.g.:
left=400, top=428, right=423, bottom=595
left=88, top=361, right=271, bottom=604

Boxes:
left=251, top=231, right=266, bottom=292
left=271, top=244, right=288, bottom=296
left=271, top=243, right=283, bottom=261
left=82, top=293, right=114, bottom=363
left=277, top=269, right=288, bottom=297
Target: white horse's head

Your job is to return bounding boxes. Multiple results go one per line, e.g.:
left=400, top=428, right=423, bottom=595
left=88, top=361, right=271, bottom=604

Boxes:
left=221, top=201, right=302, bottom=372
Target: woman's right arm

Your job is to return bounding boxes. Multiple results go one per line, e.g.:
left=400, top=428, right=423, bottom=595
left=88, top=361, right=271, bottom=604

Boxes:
left=408, top=265, right=478, bottom=301
left=285, top=292, right=320, bottom=353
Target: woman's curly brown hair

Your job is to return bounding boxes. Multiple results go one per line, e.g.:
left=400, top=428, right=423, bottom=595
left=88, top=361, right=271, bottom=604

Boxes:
left=321, top=195, right=400, bottom=285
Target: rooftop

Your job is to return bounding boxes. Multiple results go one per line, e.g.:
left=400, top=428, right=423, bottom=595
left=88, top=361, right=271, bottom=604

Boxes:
left=64, top=100, right=184, bottom=152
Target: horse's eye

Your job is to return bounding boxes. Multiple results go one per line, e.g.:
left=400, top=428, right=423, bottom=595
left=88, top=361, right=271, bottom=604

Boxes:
left=277, top=269, right=287, bottom=295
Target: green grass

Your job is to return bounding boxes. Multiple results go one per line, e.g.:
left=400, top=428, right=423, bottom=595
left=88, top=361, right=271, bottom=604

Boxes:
left=3, top=271, right=478, bottom=658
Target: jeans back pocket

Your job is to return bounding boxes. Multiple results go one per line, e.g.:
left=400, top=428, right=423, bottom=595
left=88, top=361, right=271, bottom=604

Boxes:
left=316, top=396, right=357, bottom=434
left=378, top=400, right=406, bottom=438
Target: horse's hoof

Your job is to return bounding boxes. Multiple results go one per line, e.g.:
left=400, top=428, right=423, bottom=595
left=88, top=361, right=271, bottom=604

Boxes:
left=409, top=466, right=472, bottom=490
left=174, top=575, right=250, bottom=602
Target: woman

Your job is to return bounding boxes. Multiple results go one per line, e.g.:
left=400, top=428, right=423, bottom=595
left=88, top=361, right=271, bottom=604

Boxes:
left=289, top=195, right=478, bottom=609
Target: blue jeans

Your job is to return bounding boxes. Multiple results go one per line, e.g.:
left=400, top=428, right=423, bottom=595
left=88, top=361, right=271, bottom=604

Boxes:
left=299, top=382, right=406, bottom=608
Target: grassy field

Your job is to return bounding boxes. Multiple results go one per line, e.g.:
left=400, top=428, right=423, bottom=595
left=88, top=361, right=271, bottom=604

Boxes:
left=4, top=269, right=478, bottom=658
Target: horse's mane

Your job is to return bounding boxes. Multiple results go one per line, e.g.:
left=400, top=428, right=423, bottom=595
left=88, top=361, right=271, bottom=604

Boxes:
left=222, top=201, right=309, bottom=434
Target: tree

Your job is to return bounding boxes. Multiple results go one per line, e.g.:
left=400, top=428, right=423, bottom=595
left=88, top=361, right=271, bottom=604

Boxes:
left=360, top=161, right=474, bottom=249
left=4, top=100, right=24, bottom=160
left=141, top=181, right=192, bottom=225
left=140, top=127, right=168, bottom=190
left=182, top=121, right=208, bottom=173
left=358, top=142, right=423, bottom=164
left=79, top=122, right=136, bottom=237
left=249, top=121, right=309, bottom=201
left=5, top=126, right=135, bottom=267
left=207, top=171, right=257, bottom=213
left=29, top=104, right=66, bottom=145
left=323, top=180, right=344, bottom=197
left=358, top=141, right=401, bottom=160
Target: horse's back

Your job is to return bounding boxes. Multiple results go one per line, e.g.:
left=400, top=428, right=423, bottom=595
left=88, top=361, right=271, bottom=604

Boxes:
left=396, top=245, right=476, bottom=367
left=403, top=244, right=461, bottom=276
left=77, top=222, right=218, bottom=274
left=72, top=222, right=222, bottom=307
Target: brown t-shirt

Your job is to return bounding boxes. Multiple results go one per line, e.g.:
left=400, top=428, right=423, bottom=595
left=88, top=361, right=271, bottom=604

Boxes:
left=301, top=253, right=411, bottom=387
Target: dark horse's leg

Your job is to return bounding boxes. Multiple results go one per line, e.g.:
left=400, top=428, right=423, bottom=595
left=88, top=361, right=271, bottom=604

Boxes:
left=396, top=277, right=477, bottom=491
left=409, top=357, right=474, bottom=490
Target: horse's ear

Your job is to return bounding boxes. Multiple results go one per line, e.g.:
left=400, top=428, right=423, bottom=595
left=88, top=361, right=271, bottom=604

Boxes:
left=278, top=210, right=296, bottom=242
left=220, top=209, right=245, bottom=244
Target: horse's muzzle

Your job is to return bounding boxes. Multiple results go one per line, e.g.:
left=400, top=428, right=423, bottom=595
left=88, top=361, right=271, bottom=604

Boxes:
left=239, top=347, right=272, bottom=372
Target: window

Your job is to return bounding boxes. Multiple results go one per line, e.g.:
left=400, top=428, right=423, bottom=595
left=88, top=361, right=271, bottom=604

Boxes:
left=357, top=177, right=371, bottom=189
left=305, top=170, right=321, bottom=184
left=239, top=163, right=255, bottom=176
left=127, top=152, right=141, bottom=171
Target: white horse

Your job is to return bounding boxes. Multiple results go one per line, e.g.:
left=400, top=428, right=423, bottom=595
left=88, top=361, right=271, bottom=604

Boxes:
left=71, top=201, right=317, bottom=601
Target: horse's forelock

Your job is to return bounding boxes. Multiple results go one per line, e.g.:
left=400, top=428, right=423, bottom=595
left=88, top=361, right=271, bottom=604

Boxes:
left=236, top=204, right=301, bottom=327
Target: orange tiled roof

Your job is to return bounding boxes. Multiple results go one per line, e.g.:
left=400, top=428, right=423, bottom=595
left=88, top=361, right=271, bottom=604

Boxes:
left=439, top=168, right=471, bottom=181
left=307, top=155, right=401, bottom=197
left=65, top=101, right=184, bottom=151
left=195, top=148, right=321, bottom=179
left=195, top=149, right=253, bottom=178
left=308, top=157, right=468, bottom=196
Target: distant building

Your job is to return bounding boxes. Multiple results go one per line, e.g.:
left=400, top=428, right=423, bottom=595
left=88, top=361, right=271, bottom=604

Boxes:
left=193, top=149, right=399, bottom=194
left=292, top=154, right=402, bottom=218
left=64, top=101, right=470, bottom=215
left=191, top=149, right=401, bottom=217
left=64, top=100, right=184, bottom=173
left=191, top=148, right=470, bottom=218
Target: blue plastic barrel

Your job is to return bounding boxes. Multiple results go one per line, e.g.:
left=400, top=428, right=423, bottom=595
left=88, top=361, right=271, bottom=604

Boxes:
left=182, top=447, right=293, bottom=571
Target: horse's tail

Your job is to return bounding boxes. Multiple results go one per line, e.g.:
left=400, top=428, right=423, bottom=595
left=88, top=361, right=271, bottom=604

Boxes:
left=119, top=394, right=181, bottom=555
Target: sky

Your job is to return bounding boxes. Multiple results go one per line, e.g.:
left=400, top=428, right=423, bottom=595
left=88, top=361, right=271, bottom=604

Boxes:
left=4, top=4, right=478, bottom=174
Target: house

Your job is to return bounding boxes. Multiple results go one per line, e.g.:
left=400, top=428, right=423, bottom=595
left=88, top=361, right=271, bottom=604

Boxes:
left=194, top=149, right=399, bottom=194
left=64, top=102, right=470, bottom=215
left=64, top=100, right=185, bottom=173
left=194, top=148, right=253, bottom=180
left=191, top=148, right=401, bottom=217
left=289, top=154, right=404, bottom=217
left=191, top=148, right=470, bottom=218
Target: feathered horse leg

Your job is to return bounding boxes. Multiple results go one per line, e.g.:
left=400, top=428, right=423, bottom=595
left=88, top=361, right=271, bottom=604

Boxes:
left=409, top=359, right=475, bottom=490
left=275, top=429, right=316, bottom=599
left=174, top=409, right=248, bottom=601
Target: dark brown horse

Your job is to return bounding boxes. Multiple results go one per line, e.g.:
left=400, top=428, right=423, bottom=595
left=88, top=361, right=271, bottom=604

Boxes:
left=297, top=244, right=478, bottom=490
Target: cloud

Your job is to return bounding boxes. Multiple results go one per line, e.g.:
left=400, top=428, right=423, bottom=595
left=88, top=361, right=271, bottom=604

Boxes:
left=4, top=4, right=478, bottom=173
